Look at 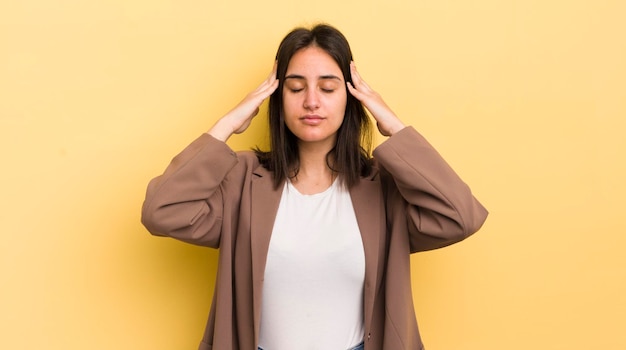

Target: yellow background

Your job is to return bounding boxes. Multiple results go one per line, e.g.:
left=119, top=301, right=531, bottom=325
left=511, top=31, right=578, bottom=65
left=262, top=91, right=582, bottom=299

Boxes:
left=1, top=0, right=624, bottom=349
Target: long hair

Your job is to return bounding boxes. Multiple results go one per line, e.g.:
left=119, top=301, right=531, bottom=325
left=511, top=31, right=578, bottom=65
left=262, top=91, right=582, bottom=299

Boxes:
left=255, top=24, right=373, bottom=189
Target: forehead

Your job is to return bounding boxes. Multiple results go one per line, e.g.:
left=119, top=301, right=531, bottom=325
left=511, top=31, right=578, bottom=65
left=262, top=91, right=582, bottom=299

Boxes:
left=285, top=46, right=343, bottom=77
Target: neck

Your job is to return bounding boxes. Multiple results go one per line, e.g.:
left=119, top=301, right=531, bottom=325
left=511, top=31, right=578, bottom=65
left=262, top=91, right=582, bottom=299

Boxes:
left=298, top=139, right=335, bottom=171
left=290, top=141, right=336, bottom=194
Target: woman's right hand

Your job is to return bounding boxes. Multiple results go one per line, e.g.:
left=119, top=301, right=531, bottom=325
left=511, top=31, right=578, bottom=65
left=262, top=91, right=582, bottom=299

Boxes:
left=208, top=63, right=279, bottom=142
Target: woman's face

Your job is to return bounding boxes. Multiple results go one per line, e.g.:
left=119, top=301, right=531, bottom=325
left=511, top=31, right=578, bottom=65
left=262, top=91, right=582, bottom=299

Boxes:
left=282, top=46, right=347, bottom=149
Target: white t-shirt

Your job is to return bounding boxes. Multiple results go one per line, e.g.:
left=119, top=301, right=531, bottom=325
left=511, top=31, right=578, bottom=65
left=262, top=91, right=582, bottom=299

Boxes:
left=259, top=179, right=365, bottom=349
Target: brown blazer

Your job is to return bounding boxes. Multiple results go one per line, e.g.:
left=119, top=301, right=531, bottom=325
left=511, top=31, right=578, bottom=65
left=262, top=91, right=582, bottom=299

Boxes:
left=141, top=126, right=488, bottom=350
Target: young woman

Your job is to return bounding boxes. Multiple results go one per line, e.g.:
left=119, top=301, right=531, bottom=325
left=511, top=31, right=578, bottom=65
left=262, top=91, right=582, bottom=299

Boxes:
left=141, top=24, right=488, bottom=350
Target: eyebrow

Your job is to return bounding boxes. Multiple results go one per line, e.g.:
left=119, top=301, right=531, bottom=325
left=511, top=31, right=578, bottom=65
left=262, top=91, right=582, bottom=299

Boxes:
left=284, top=74, right=342, bottom=81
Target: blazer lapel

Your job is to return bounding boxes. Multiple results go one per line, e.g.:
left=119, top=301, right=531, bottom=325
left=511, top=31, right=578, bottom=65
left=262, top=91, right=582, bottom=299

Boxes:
left=350, top=172, right=384, bottom=334
left=250, top=165, right=284, bottom=343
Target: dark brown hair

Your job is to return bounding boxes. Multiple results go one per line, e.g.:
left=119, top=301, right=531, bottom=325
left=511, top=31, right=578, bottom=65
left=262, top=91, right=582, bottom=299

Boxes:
left=255, top=24, right=373, bottom=189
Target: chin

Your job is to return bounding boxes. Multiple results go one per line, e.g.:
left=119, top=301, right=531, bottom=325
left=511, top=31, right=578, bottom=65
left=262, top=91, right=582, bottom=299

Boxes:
left=293, top=131, right=336, bottom=144
left=287, top=123, right=340, bottom=143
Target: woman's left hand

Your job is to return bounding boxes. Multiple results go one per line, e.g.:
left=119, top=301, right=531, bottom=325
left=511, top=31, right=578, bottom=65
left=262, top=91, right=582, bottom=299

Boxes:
left=347, top=62, right=406, bottom=136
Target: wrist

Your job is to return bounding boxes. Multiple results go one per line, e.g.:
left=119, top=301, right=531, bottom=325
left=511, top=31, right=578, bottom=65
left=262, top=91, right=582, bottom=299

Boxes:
left=207, top=118, right=235, bottom=142
left=385, top=118, right=406, bottom=136
left=390, top=123, right=407, bottom=136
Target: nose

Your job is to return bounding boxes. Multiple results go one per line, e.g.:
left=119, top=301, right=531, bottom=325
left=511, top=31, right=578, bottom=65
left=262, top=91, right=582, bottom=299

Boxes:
left=303, top=89, right=320, bottom=110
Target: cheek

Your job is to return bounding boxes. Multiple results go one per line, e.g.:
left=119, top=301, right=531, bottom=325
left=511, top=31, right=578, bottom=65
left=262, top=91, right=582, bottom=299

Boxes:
left=282, top=90, right=299, bottom=111
left=331, top=93, right=348, bottom=114
left=282, top=96, right=299, bottom=117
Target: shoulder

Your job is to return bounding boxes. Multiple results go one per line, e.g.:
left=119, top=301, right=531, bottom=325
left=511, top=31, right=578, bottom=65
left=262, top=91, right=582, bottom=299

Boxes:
left=236, top=150, right=260, bottom=163
left=232, top=150, right=271, bottom=178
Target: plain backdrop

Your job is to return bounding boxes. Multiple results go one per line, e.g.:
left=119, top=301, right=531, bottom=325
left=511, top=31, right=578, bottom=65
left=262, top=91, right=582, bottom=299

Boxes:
left=1, top=0, right=625, bottom=349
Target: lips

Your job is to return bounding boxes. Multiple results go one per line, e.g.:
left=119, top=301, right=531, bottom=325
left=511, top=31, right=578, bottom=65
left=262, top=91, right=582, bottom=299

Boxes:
left=301, top=115, right=324, bottom=126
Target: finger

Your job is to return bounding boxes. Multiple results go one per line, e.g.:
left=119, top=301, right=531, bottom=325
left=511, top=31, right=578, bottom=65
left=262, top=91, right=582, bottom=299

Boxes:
left=346, top=81, right=364, bottom=100
left=350, top=61, right=361, bottom=87
left=263, top=77, right=279, bottom=98
left=255, top=62, right=278, bottom=90
left=350, top=62, right=372, bottom=92
left=254, top=74, right=279, bottom=102
left=267, top=61, right=278, bottom=84
left=254, top=64, right=279, bottom=95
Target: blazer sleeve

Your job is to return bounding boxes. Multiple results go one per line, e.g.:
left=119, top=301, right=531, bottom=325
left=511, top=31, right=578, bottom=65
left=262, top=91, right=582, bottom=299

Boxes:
left=141, top=133, right=239, bottom=248
left=373, top=126, right=488, bottom=252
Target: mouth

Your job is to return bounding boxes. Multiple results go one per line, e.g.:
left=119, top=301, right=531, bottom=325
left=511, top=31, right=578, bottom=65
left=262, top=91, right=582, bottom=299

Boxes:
left=300, top=115, right=324, bottom=126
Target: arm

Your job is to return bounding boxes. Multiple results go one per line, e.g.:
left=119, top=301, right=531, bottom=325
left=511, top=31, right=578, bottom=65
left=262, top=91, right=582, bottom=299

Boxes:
left=141, top=133, right=238, bottom=248
left=208, top=63, right=278, bottom=142
left=141, top=64, right=278, bottom=246
left=374, top=127, right=488, bottom=252
left=348, top=63, right=487, bottom=251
